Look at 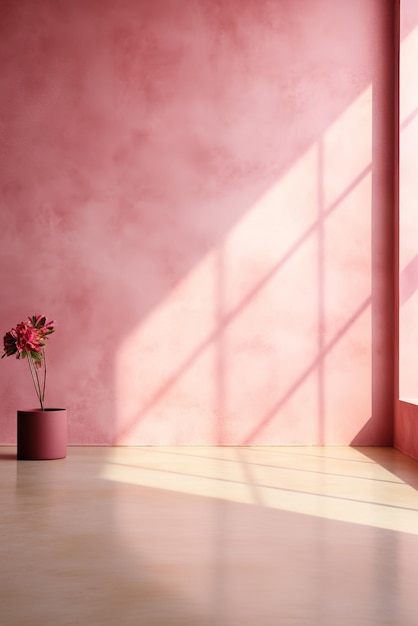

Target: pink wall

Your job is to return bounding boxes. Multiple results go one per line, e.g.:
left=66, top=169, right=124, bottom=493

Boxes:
left=0, top=0, right=396, bottom=445
left=396, top=0, right=418, bottom=459
left=396, top=401, right=418, bottom=459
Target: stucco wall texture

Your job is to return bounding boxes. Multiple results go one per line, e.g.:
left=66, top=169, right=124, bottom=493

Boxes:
left=396, top=0, right=418, bottom=459
left=0, top=0, right=396, bottom=445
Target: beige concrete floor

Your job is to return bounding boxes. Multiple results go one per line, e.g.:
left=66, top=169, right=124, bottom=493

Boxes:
left=1, top=446, right=418, bottom=625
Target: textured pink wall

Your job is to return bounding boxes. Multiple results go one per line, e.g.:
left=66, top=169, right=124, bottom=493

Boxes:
left=0, top=0, right=395, bottom=445
left=396, top=0, right=418, bottom=458
left=399, top=0, right=418, bottom=399
left=396, top=401, right=418, bottom=460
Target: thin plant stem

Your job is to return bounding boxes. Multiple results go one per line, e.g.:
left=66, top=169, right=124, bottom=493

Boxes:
left=42, top=349, right=46, bottom=408
left=27, top=355, right=39, bottom=407
left=34, top=360, right=44, bottom=411
left=27, top=354, right=45, bottom=410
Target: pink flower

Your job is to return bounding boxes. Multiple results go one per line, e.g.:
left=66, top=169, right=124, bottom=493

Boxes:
left=2, top=314, right=56, bottom=410
left=14, top=321, right=43, bottom=356
left=30, top=316, right=55, bottom=350
left=2, top=315, right=55, bottom=361
left=31, top=315, right=55, bottom=337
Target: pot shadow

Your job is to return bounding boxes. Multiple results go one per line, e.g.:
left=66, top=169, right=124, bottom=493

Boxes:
left=0, top=449, right=16, bottom=460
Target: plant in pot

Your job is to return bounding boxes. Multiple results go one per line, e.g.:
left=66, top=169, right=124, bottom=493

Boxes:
left=2, top=315, right=67, bottom=460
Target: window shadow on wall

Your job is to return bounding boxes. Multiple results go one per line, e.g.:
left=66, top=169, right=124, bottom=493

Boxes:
left=0, top=0, right=402, bottom=445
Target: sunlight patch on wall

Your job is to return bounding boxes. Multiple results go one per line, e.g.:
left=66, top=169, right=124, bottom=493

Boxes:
left=400, top=26, right=418, bottom=123
left=322, top=86, right=372, bottom=209
left=115, top=249, right=219, bottom=444
left=399, top=25, right=418, bottom=398
left=114, top=83, right=373, bottom=445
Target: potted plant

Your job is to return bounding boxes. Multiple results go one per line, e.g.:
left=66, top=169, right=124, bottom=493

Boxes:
left=2, top=315, right=67, bottom=460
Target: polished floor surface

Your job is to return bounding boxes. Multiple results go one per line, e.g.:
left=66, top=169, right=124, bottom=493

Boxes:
left=1, top=446, right=418, bottom=625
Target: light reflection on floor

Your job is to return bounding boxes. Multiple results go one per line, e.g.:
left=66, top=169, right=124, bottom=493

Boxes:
left=102, top=446, right=418, bottom=535
left=1, top=446, right=418, bottom=625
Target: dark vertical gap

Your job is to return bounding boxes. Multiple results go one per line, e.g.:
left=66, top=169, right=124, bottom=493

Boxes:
left=374, top=2, right=400, bottom=599
left=370, top=0, right=398, bottom=445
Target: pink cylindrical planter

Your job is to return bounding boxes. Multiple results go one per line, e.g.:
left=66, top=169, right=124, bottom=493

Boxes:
left=17, top=409, right=67, bottom=460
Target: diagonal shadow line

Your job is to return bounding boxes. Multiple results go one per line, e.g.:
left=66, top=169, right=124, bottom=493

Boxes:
left=108, top=459, right=418, bottom=514
left=247, top=447, right=376, bottom=464
left=400, top=106, right=418, bottom=131
left=235, top=447, right=264, bottom=505
left=137, top=446, right=404, bottom=485
left=241, top=295, right=372, bottom=444
left=399, top=253, right=418, bottom=305
left=116, top=164, right=372, bottom=443
left=246, top=446, right=377, bottom=464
